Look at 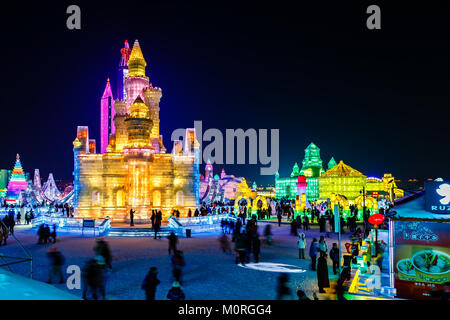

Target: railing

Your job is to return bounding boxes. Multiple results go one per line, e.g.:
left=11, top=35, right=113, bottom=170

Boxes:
left=0, top=219, right=33, bottom=278
left=32, top=216, right=111, bottom=236
left=168, top=213, right=237, bottom=233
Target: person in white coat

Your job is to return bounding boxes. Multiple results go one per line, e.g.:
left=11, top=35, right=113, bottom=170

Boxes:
left=297, top=233, right=307, bottom=259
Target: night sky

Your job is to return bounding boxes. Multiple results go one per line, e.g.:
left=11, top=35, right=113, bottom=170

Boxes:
left=0, top=1, right=448, bottom=186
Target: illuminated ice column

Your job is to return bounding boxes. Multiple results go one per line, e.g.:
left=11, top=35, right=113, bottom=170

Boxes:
left=76, top=126, right=89, bottom=154
left=296, top=175, right=308, bottom=210
left=142, top=85, right=162, bottom=140
left=124, top=40, right=149, bottom=109
left=72, top=137, right=83, bottom=209
left=112, top=100, right=128, bottom=152
left=100, top=79, right=114, bottom=153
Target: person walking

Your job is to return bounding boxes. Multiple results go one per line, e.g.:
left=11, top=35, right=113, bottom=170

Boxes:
left=47, top=247, right=65, bottom=284
left=94, top=239, right=113, bottom=270
left=234, top=233, right=247, bottom=265
left=218, top=233, right=231, bottom=253
left=82, top=257, right=105, bottom=300
left=129, top=208, right=135, bottom=226
left=277, top=210, right=282, bottom=227
left=171, top=250, right=186, bottom=284
left=252, top=234, right=261, bottom=263
left=276, top=273, right=291, bottom=300
left=50, top=224, right=57, bottom=243
left=154, top=211, right=162, bottom=239
left=142, top=267, right=160, bottom=300
left=264, top=224, right=273, bottom=245
left=151, top=210, right=156, bottom=228
left=319, top=215, right=325, bottom=233
left=167, top=281, right=185, bottom=300
left=303, top=214, right=309, bottom=230
left=297, top=232, right=306, bottom=259
left=330, top=243, right=340, bottom=275
left=318, top=236, right=328, bottom=256
left=324, top=216, right=330, bottom=238
left=297, top=290, right=319, bottom=300
left=0, top=220, right=8, bottom=245
left=309, top=238, right=318, bottom=271
left=168, top=232, right=178, bottom=255
left=317, top=252, right=330, bottom=293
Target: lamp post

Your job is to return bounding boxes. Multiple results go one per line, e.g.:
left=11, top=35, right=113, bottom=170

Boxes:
left=368, top=213, right=385, bottom=256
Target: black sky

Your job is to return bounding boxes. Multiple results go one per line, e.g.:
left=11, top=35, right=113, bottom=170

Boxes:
left=0, top=1, right=449, bottom=185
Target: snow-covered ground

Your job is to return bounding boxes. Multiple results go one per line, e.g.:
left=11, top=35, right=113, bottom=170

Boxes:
left=0, top=222, right=352, bottom=300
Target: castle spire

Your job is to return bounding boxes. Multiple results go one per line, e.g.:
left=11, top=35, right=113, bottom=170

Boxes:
left=101, top=78, right=115, bottom=153
left=127, top=40, right=147, bottom=78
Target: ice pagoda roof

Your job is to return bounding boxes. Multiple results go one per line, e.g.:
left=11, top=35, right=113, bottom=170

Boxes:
left=320, top=160, right=365, bottom=177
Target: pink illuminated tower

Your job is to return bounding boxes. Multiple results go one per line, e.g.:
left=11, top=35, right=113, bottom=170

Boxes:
left=125, top=40, right=149, bottom=109
left=297, top=175, right=307, bottom=195
left=296, top=175, right=308, bottom=208
left=100, top=78, right=114, bottom=154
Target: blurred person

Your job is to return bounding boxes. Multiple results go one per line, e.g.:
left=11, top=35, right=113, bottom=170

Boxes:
left=47, top=247, right=65, bottom=284
left=317, top=252, right=330, bottom=293
left=218, top=233, right=231, bottom=253
left=309, top=238, right=318, bottom=271
left=142, top=267, right=160, bottom=300
left=276, top=273, right=291, bottom=300
left=168, top=232, right=178, bottom=255
left=95, top=238, right=112, bottom=270
left=167, top=281, right=185, bottom=300
left=297, top=289, right=319, bottom=300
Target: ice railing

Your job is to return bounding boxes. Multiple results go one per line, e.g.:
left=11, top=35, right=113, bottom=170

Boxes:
left=32, top=215, right=111, bottom=235
left=168, top=213, right=237, bottom=232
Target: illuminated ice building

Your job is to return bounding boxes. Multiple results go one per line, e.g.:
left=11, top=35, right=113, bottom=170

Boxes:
left=275, top=142, right=404, bottom=211
left=73, top=40, right=200, bottom=222
left=199, top=160, right=246, bottom=204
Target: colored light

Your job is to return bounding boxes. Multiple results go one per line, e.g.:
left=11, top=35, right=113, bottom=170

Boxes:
left=368, top=213, right=385, bottom=225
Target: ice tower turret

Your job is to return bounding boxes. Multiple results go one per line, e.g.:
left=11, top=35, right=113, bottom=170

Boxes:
left=125, top=40, right=149, bottom=108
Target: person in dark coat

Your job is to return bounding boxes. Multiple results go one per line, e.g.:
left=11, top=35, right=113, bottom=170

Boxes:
left=167, top=281, right=185, bottom=300
left=168, top=232, right=178, bottom=255
left=0, top=220, right=8, bottom=245
left=329, top=243, right=340, bottom=275
left=234, top=233, right=247, bottom=265
left=82, top=257, right=106, bottom=300
left=297, top=290, right=319, bottom=300
left=151, top=210, right=156, bottom=228
left=318, top=215, right=325, bottom=233
left=303, top=214, right=309, bottom=230
left=50, top=224, right=57, bottom=243
left=171, top=250, right=185, bottom=284
left=290, top=219, right=298, bottom=236
left=309, top=238, right=318, bottom=271
left=154, top=211, right=162, bottom=239
left=129, top=208, right=135, bottom=226
left=47, top=247, right=65, bottom=284
left=252, top=234, right=261, bottom=263
left=317, top=252, right=330, bottom=293
left=276, top=273, right=291, bottom=300
left=277, top=211, right=282, bottom=227
left=142, top=267, right=160, bottom=300
left=94, top=239, right=113, bottom=270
